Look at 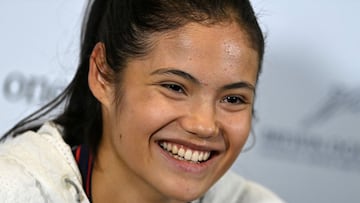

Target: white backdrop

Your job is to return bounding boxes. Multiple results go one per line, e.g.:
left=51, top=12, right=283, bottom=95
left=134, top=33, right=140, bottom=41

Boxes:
left=1, top=1, right=359, bottom=202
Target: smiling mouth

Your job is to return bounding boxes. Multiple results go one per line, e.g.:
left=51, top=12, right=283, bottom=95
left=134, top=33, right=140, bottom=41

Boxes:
left=159, top=141, right=212, bottom=163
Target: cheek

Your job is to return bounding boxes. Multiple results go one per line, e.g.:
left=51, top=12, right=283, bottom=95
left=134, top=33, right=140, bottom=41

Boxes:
left=117, top=89, right=181, bottom=140
left=222, top=112, right=252, bottom=154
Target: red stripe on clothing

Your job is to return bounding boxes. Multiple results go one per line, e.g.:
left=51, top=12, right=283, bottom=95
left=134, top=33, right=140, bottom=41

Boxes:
left=75, top=145, right=82, bottom=162
left=86, top=154, right=93, bottom=196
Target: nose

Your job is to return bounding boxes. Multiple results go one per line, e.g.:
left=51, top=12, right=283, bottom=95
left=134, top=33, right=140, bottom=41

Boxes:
left=179, top=102, right=219, bottom=138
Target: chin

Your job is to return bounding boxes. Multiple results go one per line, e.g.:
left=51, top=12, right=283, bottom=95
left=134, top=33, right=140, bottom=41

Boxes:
left=162, top=183, right=209, bottom=202
left=171, top=193, right=202, bottom=202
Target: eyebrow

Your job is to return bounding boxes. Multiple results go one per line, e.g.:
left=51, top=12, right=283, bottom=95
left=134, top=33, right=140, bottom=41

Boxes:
left=150, top=68, right=200, bottom=84
left=150, top=68, right=255, bottom=92
left=221, top=82, right=255, bottom=93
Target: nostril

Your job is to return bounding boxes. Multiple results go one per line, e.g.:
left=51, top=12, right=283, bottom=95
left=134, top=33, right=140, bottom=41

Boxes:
left=180, top=115, right=219, bottom=138
left=196, top=125, right=219, bottom=138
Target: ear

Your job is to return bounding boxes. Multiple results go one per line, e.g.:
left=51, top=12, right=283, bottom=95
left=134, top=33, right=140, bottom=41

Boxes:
left=88, top=42, right=112, bottom=107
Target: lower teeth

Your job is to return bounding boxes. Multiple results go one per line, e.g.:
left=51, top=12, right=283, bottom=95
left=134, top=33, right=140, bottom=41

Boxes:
left=173, top=154, right=184, bottom=161
left=172, top=153, right=200, bottom=163
left=160, top=144, right=202, bottom=163
left=167, top=151, right=201, bottom=164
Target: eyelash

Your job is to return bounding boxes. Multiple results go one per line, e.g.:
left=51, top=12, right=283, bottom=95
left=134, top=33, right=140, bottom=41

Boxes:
left=161, top=83, right=186, bottom=94
left=220, top=95, right=247, bottom=105
left=160, top=83, right=248, bottom=105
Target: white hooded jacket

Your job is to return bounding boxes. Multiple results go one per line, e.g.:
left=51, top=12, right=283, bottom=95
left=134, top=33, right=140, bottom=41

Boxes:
left=0, top=122, right=285, bottom=203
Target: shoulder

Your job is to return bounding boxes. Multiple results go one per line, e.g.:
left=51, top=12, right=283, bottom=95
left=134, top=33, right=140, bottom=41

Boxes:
left=0, top=122, right=87, bottom=202
left=0, top=121, right=79, bottom=175
left=0, top=157, right=50, bottom=202
left=199, top=171, right=285, bottom=203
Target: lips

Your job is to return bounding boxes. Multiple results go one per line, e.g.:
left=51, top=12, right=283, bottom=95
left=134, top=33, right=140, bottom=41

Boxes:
left=159, top=141, right=212, bottom=163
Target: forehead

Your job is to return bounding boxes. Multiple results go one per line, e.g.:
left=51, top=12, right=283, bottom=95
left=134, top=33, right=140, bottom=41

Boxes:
left=151, top=22, right=257, bottom=64
left=173, top=22, right=249, bottom=45
left=136, top=22, right=259, bottom=84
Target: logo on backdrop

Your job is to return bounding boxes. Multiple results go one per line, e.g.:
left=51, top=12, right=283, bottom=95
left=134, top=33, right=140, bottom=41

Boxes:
left=301, top=85, right=360, bottom=127
left=2, top=71, right=66, bottom=105
left=260, top=85, right=360, bottom=172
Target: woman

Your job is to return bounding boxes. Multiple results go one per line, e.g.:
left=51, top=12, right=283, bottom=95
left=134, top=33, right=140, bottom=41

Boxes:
left=0, top=0, right=284, bottom=202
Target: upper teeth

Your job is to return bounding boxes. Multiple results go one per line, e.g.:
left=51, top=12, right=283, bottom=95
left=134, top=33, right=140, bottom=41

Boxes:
left=160, top=142, right=211, bottom=163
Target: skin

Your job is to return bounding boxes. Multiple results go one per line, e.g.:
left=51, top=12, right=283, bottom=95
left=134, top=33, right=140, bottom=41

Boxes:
left=88, top=22, right=259, bottom=203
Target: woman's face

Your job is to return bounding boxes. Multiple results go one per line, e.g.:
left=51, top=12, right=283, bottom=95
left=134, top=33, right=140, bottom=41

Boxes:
left=96, top=22, right=259, bottom=202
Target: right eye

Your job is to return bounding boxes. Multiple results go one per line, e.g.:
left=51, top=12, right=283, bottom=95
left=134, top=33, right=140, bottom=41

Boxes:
left=161, top=83, right=186, bottom=94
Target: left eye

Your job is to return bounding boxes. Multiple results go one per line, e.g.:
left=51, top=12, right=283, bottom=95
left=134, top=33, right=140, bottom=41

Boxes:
left=161, top=83, right=185, bottom=94
left=220, top=96, right=245, bottom=104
